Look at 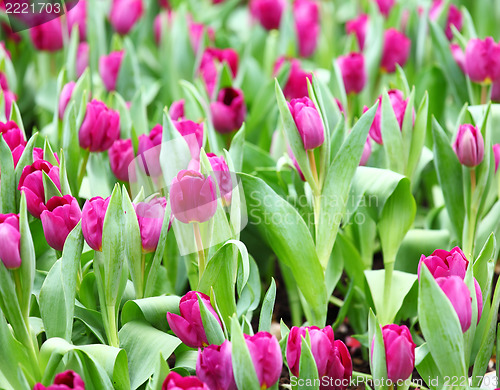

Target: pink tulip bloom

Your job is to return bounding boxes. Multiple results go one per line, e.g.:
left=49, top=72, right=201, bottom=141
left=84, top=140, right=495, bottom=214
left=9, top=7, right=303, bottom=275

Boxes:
left=41, top=195, right=82, bottom=251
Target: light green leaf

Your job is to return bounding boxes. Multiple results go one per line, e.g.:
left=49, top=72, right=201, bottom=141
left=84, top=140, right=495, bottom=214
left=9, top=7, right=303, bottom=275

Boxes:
left=258, top=278, right=276, bottom=332
left=230, top=316, right=260, bottom=390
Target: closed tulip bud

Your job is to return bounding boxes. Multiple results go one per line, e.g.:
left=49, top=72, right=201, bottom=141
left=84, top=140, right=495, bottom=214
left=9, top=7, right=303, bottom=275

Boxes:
left=99, top=51, right=124, bottom=92
left=465, top=37, right=500, bottom=84
left=375, top=0, right=395, bottom=17
left=288, top=97, right=324, bottom=150
left=41, top=195, right=82, bottom=251
left=174, top=120, right=204, bottom=160
left=378, top=324, right=416, bottom=382
left=0, top=120, right=25, bottom=151
left=59, top=82, right=75, bottom=120
left=109, top=138, right=135, bottom=182
left=245, top=332, right=282, bottom=389
left=293, top=0, right=320, bottom=58
left=381, top=28, right=411, bottom=73
left=169, top=99, right=185, bottom=121
left=345, top=14, right=368, bottom=50
left=445, top=4, right=462, bottom=41
left=0, top=214, right=21, bottom=269
left=34, top=370, right=86, bottom=390
left=196, top=340, right=237, bottom=390
left=360, top=137, right=371, bottom=166
left=453, top=124, right=484, bottom=167
left=30, top=18, right=63, bottom=52
left=3, top=88, right=15, bottom=120
left=110, top=0, right=144, bottom=35
left=274, top=57, right=312, bottom=100
left=199, top=48, right=239, bottom=95
left=18, top=160, right=61, bottom=219
left=436, top=276, right=472, bottom=332
left=337, top=52, right=367, bottom=94
left=81, top=196, right=110, bottom=251
left=137, top=124, right=163, bottom=177
left=135, top=197, right=167, bottom=253
left=210, top=87, right=247, bottom=134
left=166, top=291, right=222, bottom=348
left=250, top=0, right=285, bottom=31
left=189, top=21, right=215, bottom=53
left=162, top=372, right=210, bottom=390
left=207, top=153, right=232, bottom=205
left=76, top=42, right=89, bottom=77
left=170, top=170, right=217, bottom=224
left=67, top=0, right=87, bottom=40
left=79, top=99, right=120, bottom=152
left=450, top=43, right=466, bottom=73
left=493, top=144, right=500, bottom=172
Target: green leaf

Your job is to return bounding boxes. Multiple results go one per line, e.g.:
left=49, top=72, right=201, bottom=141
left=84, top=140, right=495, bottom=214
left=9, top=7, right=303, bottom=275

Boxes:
left=258, top=278, right=276, bottom=332
left=18, top=193, right=35, bottom=320
left=297, top=333, right=319, bottom=390
left=230, top=316, right=260, bottom=390
left=197, top=293, right=225, bottom=345
left=229, top=125, right=245, bottom=172
left=121, top=296, right=180, bottom=332
left=381, top=91, right=405, bottom=174
left=406, top=93, right=429, bottom=179
left=0, top=135, right=15, bottom=214
left=368, top=310, right=388, bottom=390
left=42, top=171, right=63, bottom=203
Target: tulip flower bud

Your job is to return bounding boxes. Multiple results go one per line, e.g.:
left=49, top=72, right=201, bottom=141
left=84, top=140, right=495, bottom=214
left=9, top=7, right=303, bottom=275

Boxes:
left=450, top=43, right=465, bottom=73
left=0, top=120, right=25, bottom=151
left=0, top=213, right=21, bottom=269
left=199, top=48, right=239, bottom=96
left=493, top=144, right=500, bottom=173
left=41, top=195, right=82, bottom=251
left=345, top=14, right=368, bottom=50
left=375, top=0, right=395, bottom=17
left=293, top=0, right=320, bottom=58
left=210, top=87, right=247, bottom=134
left=436, top=276, right=472, bottom=332
left=135, top=197, right=167, bottom=253
left=169, top=99, right=185, bottom=121
left=109, top=139, right=135, bottom=182
left=207, top=153, right=232, bottom=206
left=378, top=324, right=416, bottom=382
left=360, top=137, right=371, bottom=166
left=77, top=42, right=90, bottom=77
left=170, top=170, right=217, bottom=224
left=245, top=332, right=282, bottom=389
left=288, top=97, right=325, bottom=150
left=18, top=160, right=61, bottom=219
left=166, top=291, right=222, bottom=348
left=274, top=57, right=312, bottom=100
left=30, top=18, right=63, bottom=52
left=59, top=82, right=75, bottom=120
left=99, top=51, right=124, bottom=92
left=381, top=28, right=411, bottom=73
left=81, top=196, right=110, bottom=251
left=250, top=0, right=285, bottom=31
left=34, top=370, right=86, bottom=390
left=67, top=0, right=87, bottom=40
left=137, top=124, right=163, bottom=177
left=286, top=325, right=352, bottom=387
left=465, top=37, right=500, bottom=84
left=337, top=52, right=367, bottom=94
left=196, top=340, right=237, bottom=390
left=189, top=21, right=215, bottom=53
left=110, top=0, right=144, bottom=35
left=79, top=99, right=120, bottom=152
left=174, top=120, right=204, bottom=160
left=162, top=372, right=210, bottom=390
left=452, top=124, right=484, bottom=167
left=445, top=4, right=462, bottom=41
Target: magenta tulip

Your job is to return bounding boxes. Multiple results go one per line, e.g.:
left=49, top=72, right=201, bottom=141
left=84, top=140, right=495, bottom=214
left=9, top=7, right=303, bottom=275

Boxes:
left=76, top=42, right=90, bottom=77
left=169, top=99, right=185, bottom=121
left=109, top=138, right=135, bottom=182
left=170, top=170, right=217, bottom=224
left=450, top=43, right=466, bottom=73
left=360, top=137, right=371, bottom=166
left=41, top=195, right=82, bottom=251
left=453, top=124, right=484, bottom=167
left=18, top=160, right=61, bottom=219
left=196, top=340, right=237, bottom=390
left=288, top=97, right=325, bottom=150
left=0, top=120, right=25, bottom=151
left=166, top=291, right=222, bottom=348
left=81, top=196, right=110, bottom=251
left=345, top=14, right=368, bottom=50
left=293, top=0, right=320, bottom=57
left=0, top=214, right=21, bottom=269
left=99, top=51, right=124, bottom=92
left=33, top=370, right=85, bottom=390
left=210, top=87, right=247, bottom=134
left=174, top=120, right=204, bottom=160
left=445, top=4, right=462, bottom=41
left=274, top=57, right=312, bottom=100
left=30, top=18, right=63, bottom=52
left=245, top=332, right=282, bottom=389
left=137, top=124, right=163, bottom=177
left=67, top=0, right=87, bottom=40
left=162, top=372, right=210, bottom=390
left=375, top=0, right=395, bottom=17
left=379, top=324, right=415, bottom=382
left=207, top=153, right=232, bottom=205
left=436, top=276, right=472, bottom=332
left=337, top=52, right=366, bottom=94
left=250, top=0, right=285, bottom=31
left=493, top=144, right=500, bottom=172
left=110, top=0, right=144, bottom=35
left=465, top=37, right=500, bottom=84
left=59, top=82, right=75, bottom=120
left=381, top=28, right=411, bottom=73
left=134, top=197, right=167, bottom=253
left=199, top=47, right=239, bottom=95
left=188, top=20, right=215, bottom=53
left=79, top=99, right=120, bottom=152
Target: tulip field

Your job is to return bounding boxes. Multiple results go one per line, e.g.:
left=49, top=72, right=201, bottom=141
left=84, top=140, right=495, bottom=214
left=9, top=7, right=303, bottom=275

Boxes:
left=1, top=0, right=500, bottom=388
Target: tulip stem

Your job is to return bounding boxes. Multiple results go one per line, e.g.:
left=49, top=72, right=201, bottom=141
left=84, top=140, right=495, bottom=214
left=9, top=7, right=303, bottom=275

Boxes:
left=352, top=371, right=429, bottom=390
left=307, top=150, right=319, bottom=187
left=464, top=168, right=478, bottom=259
left=105, top=305, right=120, bottom=348
left=481, top=85, right=489, bottom=105
left=193, top=223, right=205, bottom=282
left=308, top=150, right=321, bottom=240
left=77, top=150, right=90, bottom=192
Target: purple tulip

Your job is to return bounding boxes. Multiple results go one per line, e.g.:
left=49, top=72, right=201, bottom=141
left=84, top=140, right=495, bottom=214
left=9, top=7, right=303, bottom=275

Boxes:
left=137, top=124, right=163, bottom=177
left=381, top=28, right=411, bottom=73
left=77, top=42, right=90, bottom=77
left=0, top=120, right=25, bottom=151
left=345, top=14, right=368, bottom=50
left=465, top=37, right=500, bottom=84
left=196, top=340, right=237, bottom=390
left=162, top=372, right=210, bottom=390
left=174, top=120, right=204, bottom=160
left=99, top=51, right=124, bottom=92
left=79, top=99, right=120, bottom=152
left=493, top=144, right=500, bottom=172
left=199, top=48, right=239, bottom=96
left=286, top=326, right=352, bottom=390
left=207, top=153, right=233, bottom=206
left=18, top=160, right=61, bottom=219
left=134, top=197, right=167, bottom=253
left=67, top=0, right=87, bottom=40
left=110, top=0, right=144, bottom=35
left=30, top=17, right=63, bottom=52
left=436, top=276, right=472, bottom=332
left=250, top=0, right=285, bottom=30
left=450, top=43, right=466, bottom=73
left=452, top=124, right=484, bottom=167
left=41, top=195, right=82, bottom=252
left=375, top=0, right=395, bottom=17
left=81, top=196, right=110, bottom=251
left=0, top=214, right=21, bottom=269
left=378, top=324, right=416, bottom=382
left=59, top=82, right=76, bottom=120
left=170, top=170, right=217, bottom=224
left=245, top=332, right=282, bottom=389
left=33, top=370, right=85, bottom=390
left=288, top=97, right=325, bottom=150
left=293, top=0, right=320, bottom=58
left=109, top=139, right=135, bottom=182
left=337, top=52, right=366, bottom=94
left=274, top=57, right=312, bottom=100
left=166, top=291, right=222, bottom=348
left=360, top=137, right=371, bottom=166
left=210, top=87, right=247, bottom=134
left=169, top=99, right=185, bottom=121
